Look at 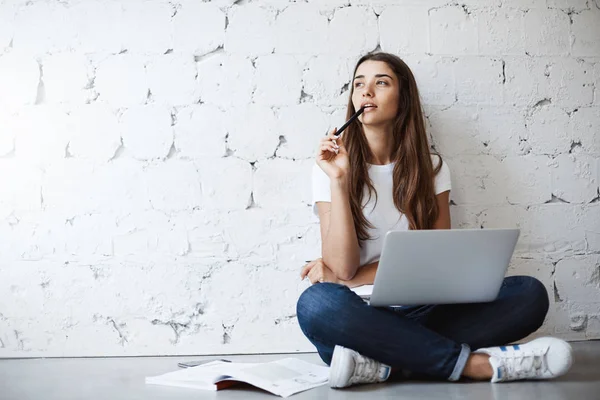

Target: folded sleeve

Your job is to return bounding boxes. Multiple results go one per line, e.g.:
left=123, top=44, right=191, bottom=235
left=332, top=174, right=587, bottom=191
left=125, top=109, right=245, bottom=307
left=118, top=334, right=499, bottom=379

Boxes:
left=311, top=163, right=331, bottom=217
left=432, top=155, right=452, bottom=195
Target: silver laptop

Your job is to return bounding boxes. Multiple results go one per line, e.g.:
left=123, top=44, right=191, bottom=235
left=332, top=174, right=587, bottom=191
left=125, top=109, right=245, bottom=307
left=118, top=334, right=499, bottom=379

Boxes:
left=368, top=228, right=520, bottom=307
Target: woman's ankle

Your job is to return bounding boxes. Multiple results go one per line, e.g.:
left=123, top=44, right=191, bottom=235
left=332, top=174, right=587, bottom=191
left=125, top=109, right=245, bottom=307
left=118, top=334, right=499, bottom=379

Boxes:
left=462, top=353, right=493, bottom=380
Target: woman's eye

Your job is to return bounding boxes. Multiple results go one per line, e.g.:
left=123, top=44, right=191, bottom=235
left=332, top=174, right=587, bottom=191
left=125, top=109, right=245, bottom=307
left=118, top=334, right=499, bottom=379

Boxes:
left=354, top=81, right=387, bottom=88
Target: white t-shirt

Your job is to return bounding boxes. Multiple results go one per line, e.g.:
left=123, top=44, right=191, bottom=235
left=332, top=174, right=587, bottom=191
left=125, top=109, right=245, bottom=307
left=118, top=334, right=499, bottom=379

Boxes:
left=312, top=155, right=452, bottom=267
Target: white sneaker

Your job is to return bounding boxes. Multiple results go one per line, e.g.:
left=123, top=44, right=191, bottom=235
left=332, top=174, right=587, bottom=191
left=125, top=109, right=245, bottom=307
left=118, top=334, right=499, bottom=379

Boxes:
left=474, top=337, right=573, bottom=383
left=329, top=345, right=391, bottom=388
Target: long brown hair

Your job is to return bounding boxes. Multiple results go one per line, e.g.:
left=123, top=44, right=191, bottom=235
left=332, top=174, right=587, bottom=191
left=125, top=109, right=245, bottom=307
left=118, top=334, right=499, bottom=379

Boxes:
left=344, top=52, right=444, bottom=244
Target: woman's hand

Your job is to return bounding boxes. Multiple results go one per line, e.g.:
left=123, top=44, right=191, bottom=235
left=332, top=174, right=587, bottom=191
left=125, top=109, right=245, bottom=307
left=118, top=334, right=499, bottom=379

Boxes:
left=300, top=258, right=340, bottom=285
left=316, top=128, right=350, bottom=179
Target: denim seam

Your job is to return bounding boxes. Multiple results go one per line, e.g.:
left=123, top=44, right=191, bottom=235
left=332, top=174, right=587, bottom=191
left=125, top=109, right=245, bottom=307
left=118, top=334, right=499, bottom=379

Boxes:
left=448, top=343, right=471, bottom=381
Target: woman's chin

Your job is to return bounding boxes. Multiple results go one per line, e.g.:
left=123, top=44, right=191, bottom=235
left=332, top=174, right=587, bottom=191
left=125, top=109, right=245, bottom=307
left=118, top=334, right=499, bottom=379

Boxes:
left=360, top=117, right=392, bottom=127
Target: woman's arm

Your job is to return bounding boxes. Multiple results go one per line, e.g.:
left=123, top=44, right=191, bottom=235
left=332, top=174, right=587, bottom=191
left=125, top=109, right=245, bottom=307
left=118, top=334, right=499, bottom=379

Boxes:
left=316, top=175, right=361, bottom=281
left=338, top=261, right=378, bottom=288
left=433, top=190, right=451, bottom=230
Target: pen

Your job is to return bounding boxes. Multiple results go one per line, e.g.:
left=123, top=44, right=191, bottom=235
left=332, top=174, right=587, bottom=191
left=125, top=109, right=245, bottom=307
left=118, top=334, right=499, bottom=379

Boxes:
left=334, top=106, right=365, bottom=139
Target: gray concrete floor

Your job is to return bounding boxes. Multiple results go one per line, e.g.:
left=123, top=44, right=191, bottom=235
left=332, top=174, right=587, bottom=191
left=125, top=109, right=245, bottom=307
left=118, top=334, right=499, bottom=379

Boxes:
left=1, top=341, right=599, bottom=400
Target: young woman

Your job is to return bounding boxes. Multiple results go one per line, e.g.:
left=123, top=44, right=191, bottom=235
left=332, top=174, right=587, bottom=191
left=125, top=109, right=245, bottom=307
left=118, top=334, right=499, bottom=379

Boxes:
left=297, top=52, right=573, bottom=388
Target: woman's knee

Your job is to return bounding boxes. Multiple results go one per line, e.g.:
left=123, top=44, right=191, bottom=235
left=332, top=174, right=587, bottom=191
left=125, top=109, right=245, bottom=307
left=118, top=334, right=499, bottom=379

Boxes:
left=296, top=283, right=350, bottom=332
left=512, top=275, right=550, bottom=328
left=530, top=276, right=550, bottom=325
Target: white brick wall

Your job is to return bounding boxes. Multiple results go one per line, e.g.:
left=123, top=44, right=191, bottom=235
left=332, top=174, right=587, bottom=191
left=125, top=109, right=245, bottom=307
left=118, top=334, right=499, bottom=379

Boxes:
left=0, top=0, right=598, bottom=357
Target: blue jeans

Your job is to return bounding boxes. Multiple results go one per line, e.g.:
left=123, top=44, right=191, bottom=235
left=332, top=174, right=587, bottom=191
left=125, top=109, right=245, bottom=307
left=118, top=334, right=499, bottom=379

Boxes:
left=296, top=276, right=549, bottom=381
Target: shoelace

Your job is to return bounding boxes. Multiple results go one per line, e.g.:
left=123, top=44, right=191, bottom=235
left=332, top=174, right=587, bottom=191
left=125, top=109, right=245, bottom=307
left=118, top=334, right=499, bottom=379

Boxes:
left=351, top=356, right=381, bottom=383
left=499, top=348, right=550, bottom=381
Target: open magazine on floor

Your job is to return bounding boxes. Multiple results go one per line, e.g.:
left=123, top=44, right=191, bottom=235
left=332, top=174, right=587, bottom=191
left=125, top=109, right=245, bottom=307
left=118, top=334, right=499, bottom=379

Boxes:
left=145, top=357, right=329, bottom=398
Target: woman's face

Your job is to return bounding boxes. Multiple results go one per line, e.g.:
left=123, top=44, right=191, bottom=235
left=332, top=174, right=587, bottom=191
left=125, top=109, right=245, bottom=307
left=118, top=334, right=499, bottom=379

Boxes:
left=351, top=60, right=400, bottom=128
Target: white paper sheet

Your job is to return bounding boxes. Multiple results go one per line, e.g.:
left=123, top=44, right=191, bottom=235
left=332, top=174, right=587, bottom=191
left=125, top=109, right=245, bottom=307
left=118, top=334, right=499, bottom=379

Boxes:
left=350, top=284, right=373, bottom=299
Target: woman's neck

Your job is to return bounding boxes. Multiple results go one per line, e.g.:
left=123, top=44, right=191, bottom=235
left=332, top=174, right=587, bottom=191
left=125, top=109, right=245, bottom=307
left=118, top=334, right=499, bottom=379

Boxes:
left=363, top=123, right=394, bottom=165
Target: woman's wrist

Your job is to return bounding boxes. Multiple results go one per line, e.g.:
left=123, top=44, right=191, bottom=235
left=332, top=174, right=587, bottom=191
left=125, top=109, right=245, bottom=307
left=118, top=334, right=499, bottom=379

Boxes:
left=330, top=174, right=349, bottom=190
